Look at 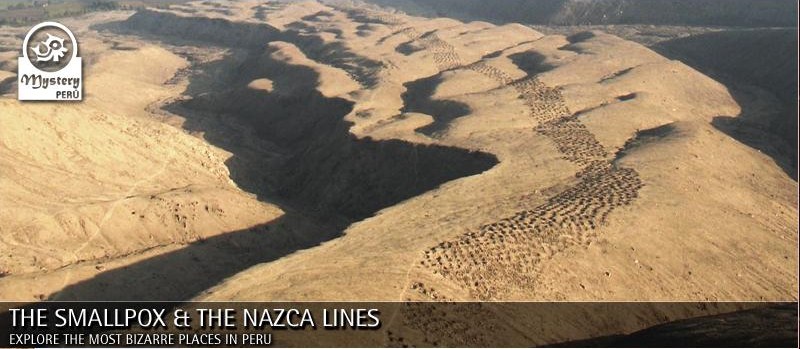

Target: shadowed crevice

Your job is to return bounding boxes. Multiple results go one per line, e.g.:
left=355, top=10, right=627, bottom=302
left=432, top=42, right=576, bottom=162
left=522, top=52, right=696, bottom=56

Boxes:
left=0, top=76, right=15, bottom=95
left=46, top=15, right=498, bottom=300
left=50, top=214, right=330, bottom=301
left=508, top=51, right=556, bottom=76
left=614, top=123, right=677, bottom=163
left=401, top=73, right=472, bottom=137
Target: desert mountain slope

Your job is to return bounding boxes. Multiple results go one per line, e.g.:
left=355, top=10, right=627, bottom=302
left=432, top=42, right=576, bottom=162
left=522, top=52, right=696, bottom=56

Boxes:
left=126, top=2, right=794, bottom=304
left=362, top=0, right=799, bottom=180
left=653, top=28, right=798, bottom=178
left=0, top=1, right=796, bottom=342
left=0, top=13, right=290, bottom=299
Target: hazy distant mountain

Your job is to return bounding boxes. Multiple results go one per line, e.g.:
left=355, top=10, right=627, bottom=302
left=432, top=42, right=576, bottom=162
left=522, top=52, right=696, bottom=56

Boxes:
left=361, top=0, right=797, bottom=27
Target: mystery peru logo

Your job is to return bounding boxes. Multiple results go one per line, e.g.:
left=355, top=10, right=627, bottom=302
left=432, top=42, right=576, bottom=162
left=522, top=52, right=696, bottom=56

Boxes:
left=18, top=21, right=82, bottom=101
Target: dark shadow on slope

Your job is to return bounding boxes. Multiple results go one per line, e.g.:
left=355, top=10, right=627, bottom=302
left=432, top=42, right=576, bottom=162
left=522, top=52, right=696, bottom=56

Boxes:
left=50, top=214, right=334, bottom=301
left=284, top=20, right=345, bottom=41
left=301, top=11, right=335, bottom=22
left=599, top=67, right=634, bottom=83
left=396, top=40, right=424, bottom=55
left=251, top=2, right=289, bottom=21
left=549, top=303, right=798, bottom=348
left=0, top=76, right=15, bottom=95
left=170, top=6, right=198, bottom=15
left=98, top=9, right=386, bottom=89
left=281, top=28, right=384, bottom=87
left=566, top=31, right=596, bottom=43
left=113, top=9, right=282, bottom=49
left=401, top=73, right=472, bottom=137
left=557, top=32, right=595, bottom=53
left=251, top=4, right=267, bottom=20
left=337, top=6, right=398, bottom=25
left=508, top=51, right=556, bottom=76
left=712, top=115, right=796, bottom=179
left=285, top=20, right=316, bottom=32
left=396, top=30, right=440, bottom=56
left=614, top=123, right=677, bottom=163
left=355, top=23, right=379, bottom=37
left=49, top=18, right=498, bottom=300
left=355, top=28, right=372, bottom=37
left=175, top=51, right=495, bottom=220
left=355, top=23, right=374, bottom=31
left=653, top=29, right=798, bottom=179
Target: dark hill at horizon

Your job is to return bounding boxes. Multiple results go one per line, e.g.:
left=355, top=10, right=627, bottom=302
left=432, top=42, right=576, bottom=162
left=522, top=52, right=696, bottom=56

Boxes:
left=360, top=0, right=797, bottom=27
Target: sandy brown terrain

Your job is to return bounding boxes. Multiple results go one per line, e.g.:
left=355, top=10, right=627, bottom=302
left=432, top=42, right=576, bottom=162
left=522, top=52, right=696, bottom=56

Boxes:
left=0, top=0, right=797, bottom=345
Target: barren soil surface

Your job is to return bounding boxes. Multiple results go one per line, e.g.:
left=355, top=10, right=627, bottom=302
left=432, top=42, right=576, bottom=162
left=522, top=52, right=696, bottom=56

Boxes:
left=0, top=0, right=796, bottom=346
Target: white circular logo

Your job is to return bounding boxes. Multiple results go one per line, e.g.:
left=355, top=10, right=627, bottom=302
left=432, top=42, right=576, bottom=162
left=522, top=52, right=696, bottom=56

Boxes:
left=18, top=21, right=83, bottom=101
left=22, top=21, right=79, bottom=73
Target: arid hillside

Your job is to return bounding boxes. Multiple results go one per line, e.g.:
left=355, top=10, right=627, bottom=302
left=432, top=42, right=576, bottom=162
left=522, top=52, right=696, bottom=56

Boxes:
left=0, top=0, right=796, bottom=346
left=364, top=0, right=800, bottom=180
left=653, top=28, right=798, bottom=178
